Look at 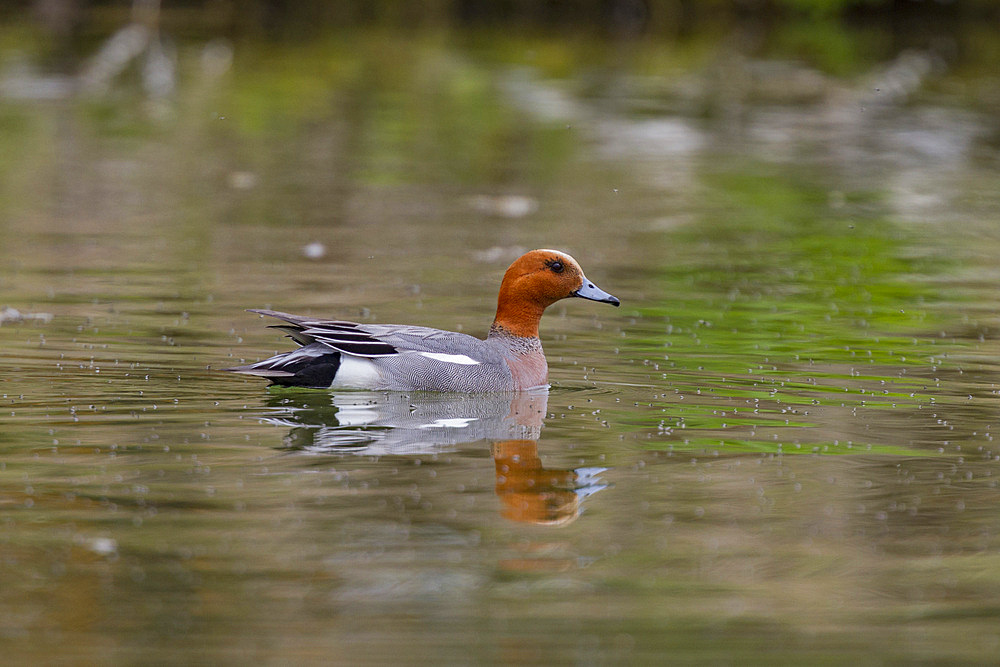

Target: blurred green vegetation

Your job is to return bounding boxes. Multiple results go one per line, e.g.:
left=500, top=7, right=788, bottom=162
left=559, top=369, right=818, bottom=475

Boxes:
left=6, top=0, right=1000, bottom=71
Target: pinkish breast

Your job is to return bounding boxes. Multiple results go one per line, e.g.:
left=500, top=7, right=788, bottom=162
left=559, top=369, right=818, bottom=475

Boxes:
left=506, top=350, right=548, bottom=390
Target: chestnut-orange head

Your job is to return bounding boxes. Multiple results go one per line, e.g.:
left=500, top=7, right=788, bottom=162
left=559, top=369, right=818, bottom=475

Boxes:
left=491, top=249, right=619, bottom=338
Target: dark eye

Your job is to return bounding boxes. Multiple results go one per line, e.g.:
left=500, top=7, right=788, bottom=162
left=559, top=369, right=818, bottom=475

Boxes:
left=549, top=260, right=564, bottom=273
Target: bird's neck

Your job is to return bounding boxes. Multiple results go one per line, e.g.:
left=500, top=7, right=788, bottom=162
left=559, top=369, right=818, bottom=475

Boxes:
left=490, top=284, right=547, bottom=339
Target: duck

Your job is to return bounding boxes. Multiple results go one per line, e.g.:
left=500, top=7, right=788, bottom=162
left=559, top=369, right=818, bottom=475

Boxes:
left=225, top=249, right=619, bottom=392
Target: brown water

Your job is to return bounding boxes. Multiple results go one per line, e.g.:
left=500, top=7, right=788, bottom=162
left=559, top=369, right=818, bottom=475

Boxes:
left=2, top=20, right=1000, bottom=663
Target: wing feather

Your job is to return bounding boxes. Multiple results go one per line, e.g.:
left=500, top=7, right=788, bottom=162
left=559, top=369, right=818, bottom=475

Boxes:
left=249, top=309, right=397, bottom=357
left=246, top=309, right=503, bottom=363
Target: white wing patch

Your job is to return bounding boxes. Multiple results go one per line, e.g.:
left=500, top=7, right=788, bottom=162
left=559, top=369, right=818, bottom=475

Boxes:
left=417, top=352, right=481, bottom=365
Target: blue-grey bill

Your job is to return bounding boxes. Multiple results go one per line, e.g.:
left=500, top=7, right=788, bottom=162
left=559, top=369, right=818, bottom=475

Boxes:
left=573, top=278, right=620, bottom=306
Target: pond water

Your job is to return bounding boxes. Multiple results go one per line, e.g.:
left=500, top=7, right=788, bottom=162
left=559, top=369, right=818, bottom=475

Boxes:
left=2, top=17, right=1000, bottom=663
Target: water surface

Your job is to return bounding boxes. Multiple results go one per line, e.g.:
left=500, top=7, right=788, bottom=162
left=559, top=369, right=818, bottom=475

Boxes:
left=2, top=18, right=1000, bottom=663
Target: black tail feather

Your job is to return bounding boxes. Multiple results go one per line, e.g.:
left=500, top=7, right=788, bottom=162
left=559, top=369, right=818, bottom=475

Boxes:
left=269, top=351, right=342, bottom=387
left=226, top=351, right=342, bottom=388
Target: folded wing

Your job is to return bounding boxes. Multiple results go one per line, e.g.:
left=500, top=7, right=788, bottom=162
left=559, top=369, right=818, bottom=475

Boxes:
left=245, top=309, right=505, bottom=364
left=249, top=309, right=398, bottom=357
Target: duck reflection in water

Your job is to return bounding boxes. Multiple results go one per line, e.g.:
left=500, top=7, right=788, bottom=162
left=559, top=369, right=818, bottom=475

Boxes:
left=260, top=389, right=608, bottom=525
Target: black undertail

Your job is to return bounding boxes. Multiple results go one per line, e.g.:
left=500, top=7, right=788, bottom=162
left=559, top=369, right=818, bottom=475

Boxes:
left=269, top=352, right=342, bottom=388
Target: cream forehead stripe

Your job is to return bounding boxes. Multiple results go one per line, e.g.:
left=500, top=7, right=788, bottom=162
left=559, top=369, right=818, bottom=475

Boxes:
left=536, top=248, right=576, bottom=264
left=418, top=352, right=481, bottom=365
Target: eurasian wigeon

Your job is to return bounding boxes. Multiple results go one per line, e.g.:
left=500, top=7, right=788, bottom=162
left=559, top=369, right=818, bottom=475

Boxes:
left=226, top=249, right=619, bottom=392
